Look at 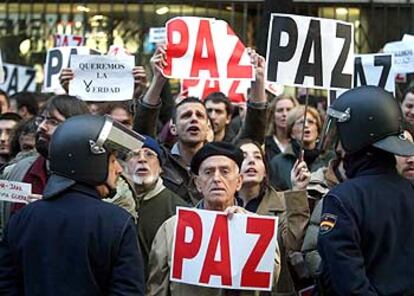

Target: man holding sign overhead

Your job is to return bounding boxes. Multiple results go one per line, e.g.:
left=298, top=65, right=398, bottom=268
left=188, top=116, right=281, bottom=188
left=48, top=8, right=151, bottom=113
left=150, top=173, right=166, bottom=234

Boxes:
left=147, top=141, right=280, bottom=295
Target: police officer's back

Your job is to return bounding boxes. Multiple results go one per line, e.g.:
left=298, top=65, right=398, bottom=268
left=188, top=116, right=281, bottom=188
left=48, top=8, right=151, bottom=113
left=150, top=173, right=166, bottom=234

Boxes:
left=0, top=115, right=145, bottom=295
left=317, top=86, right=414, bottom=295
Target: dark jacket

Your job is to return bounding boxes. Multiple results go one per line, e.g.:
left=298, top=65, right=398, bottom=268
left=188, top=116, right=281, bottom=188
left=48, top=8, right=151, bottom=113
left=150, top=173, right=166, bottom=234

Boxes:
left=269, top=140, right=331, bottom=191
left=133, top=100, right=267, bottom=205
left=264, top=135, right=282, bottom=166
left=0, top=181, right=145, bottom=296
left=317, top=150, right=414, bottom=295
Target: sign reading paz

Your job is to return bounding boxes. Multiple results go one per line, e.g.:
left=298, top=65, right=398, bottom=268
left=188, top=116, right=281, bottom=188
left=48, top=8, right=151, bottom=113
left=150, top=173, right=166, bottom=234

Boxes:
left=43, top=46, right=99, bottom=94
left=266, top=14, right=354, bottom=90
left=163, top=17, right=254, bottom=81
left=171, top=208, right=278, bottom=291
left=54, top=34, right=85, bottom=47
left=181, top=79, right=251, bottom=103
left=0, top=180, right=32, bottom=204
left=0, top=63, right=36, bottom=96
left=69, top=55, right=135, bottom=101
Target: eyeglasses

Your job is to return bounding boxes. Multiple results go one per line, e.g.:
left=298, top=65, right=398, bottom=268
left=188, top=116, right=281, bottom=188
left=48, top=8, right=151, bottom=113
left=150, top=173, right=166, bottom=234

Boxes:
left=34, top=115, right=61, bottom=127
left=126, top=149, right=158, bottom=160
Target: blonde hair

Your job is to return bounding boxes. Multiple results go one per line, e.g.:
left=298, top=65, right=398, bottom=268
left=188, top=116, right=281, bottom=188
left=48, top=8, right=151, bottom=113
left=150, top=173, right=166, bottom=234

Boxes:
left=286, top=105, right=322, bottom=137
left=266, top=95, right=299, bottom=136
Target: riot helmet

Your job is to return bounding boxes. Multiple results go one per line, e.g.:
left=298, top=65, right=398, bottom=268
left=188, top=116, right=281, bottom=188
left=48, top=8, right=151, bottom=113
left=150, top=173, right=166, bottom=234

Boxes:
left=320, top=86, right=414, bottom=156
left=49, top=114, right=145, bottom=186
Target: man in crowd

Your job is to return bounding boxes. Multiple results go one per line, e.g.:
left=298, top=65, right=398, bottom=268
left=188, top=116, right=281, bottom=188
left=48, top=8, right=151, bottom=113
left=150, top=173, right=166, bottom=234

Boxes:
left=146, top=141, right=280, bottom=295
left=125, top=135, right=187, bottom=278
left=395, top=129, right=414, bottom=183
left=0, top=114, right=145, bottom=295
left=0, top=95, right=90, bottom=238
left=11, top=92, right=39, bottom=120
left=317, top=86, right=414, bottom=294
left=204, top=92, right=234, bottom=142
left=0, top=112, right=21, bottom=167
left=133, top=46, right=268, bottom=205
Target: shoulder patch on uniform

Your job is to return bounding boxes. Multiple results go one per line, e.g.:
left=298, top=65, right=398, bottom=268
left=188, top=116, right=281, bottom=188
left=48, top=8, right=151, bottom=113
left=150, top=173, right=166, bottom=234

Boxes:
left=319, top=213, right=337, bottom=234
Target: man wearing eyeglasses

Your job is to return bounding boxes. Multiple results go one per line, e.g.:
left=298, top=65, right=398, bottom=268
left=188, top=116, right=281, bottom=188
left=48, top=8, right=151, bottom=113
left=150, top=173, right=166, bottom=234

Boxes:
left=125, top=135, right=188, bottom=279
left=0, top=95, right=90, bottom=238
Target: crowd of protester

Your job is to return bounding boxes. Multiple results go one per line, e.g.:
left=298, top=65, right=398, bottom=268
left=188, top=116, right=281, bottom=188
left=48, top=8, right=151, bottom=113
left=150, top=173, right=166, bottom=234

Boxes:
left=0, top=45, right=414, bottom=295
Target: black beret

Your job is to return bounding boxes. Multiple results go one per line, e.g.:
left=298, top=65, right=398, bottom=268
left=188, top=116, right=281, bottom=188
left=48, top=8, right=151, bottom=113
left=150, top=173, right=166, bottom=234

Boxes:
left=191, top=141, right=244, bottom=175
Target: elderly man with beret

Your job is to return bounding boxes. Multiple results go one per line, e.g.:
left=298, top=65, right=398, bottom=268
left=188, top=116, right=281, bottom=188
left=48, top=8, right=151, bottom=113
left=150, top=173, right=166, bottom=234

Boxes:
left=146, top=141, right=281, bottom=296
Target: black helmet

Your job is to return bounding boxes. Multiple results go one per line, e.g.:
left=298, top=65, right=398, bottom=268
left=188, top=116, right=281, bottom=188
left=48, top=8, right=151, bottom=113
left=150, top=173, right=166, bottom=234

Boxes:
left=49, top=114, right=145, bottom=186
left=321, top=86, right=414, bottom=156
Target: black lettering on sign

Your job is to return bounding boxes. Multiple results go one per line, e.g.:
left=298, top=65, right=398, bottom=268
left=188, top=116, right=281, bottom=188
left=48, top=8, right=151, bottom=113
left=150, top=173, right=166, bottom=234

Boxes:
left=46, top=49, right=63, bottom=87
left=354, top=57, right=367, bottom=86
left=7, top=67, right=18, bottom=95
left=331, top=23, right=352, bottom=89
left=294, top=19, right=323, bottom=86
left=267, top=16, right=298, bottom=82
left=67, top=48, right=79, bottom=68
left=374, top=55, right=391, bottom=89
left=23, top=69, right=36, bottom=92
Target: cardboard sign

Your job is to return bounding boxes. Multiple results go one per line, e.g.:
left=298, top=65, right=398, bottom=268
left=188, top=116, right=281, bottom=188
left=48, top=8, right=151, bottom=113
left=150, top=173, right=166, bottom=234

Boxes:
left=69, top=55, right=135, bottom=101
left=163, top=17, right=254, bottom=81
left=0, top=180, right=32, bottom=204
left=107, top=45, right=132, bottom=57
left=149, top=27, right=166, bottom=44
left=354, top=53, right=395, bottom=94
left=181, top=79, right=251, bottom=103
left=383, top=40, right=414, bottom=74
left=171, top=207, right=278, bottom=291
left=0, top=51, right=4, bottom=84
left=266, top=14, right=354, bottom=90
left=43, top=46, right=99, bottom=94
left=54, top=34, right=85, bottom=47
left=329, top=53, right=395, bottom=102
left=0, top=63, right=36, bottom=96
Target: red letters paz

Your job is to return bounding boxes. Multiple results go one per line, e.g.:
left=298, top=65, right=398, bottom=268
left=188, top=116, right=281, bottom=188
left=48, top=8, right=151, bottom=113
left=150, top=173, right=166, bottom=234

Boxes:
left=164, top=18, right=252, bottom=80
left=172, top=209, right=275, bottom=289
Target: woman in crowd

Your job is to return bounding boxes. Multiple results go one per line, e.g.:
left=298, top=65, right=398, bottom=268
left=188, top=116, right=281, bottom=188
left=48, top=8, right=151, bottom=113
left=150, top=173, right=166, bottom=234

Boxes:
left=269, top=105, right=332, bottom=191
left=401, top=87, right=414, bottom=135
left=237, top=139, right=310, bottom=295
left=265, top=95, right=298, bottom=165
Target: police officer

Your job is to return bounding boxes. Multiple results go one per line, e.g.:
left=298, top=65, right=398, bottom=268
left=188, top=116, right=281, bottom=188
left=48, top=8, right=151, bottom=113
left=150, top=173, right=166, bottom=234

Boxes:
left=0, top=114, right=145, bottom=295
left=317, top=86, right=414, bottom=295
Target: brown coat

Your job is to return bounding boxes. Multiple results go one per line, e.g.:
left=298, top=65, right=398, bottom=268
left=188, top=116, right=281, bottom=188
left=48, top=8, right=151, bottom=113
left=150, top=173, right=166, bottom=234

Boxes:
left=146, top=212, right=281, bottom=296
left=256, top=186, right=310, bottom=295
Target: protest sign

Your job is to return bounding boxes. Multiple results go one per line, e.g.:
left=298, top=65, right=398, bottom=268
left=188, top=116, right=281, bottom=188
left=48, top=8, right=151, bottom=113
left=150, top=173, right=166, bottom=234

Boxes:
left=181, top=79, right=251, bottom=103
left=54, top=34, right=85, bottom=47
left=43, top=46, right=99, bottom=94
left=0, top=180, right=32, bottom=204
left=402, top=34, right=414, bottom=42
left=163, top=17, right=254, bottom=81
left=149, top=27, right=166, bottom=44
left=69, top=55, right=135, bottom=101
left=0, top=51, right=4, bottom=84
left=329, top=53, right=395, bottom=103
left=107, top=45, right=132, bottom=57
left=383, top=40, right=414, bottom=74
left=171, top=207, right=278, bottom=291
left=0, top=63, right=36, bottom=96
left=266, top=14, right=354, bottom=90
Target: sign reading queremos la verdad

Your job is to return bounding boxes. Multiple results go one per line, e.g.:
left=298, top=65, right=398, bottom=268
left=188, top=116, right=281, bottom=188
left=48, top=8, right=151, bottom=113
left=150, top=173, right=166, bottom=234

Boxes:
left=69, top=54, right=135, bottom=101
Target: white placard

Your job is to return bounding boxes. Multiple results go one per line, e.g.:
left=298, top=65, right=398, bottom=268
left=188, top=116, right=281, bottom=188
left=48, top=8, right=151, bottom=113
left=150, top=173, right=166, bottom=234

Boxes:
left=54, top=34, right=85, bottom=47
left=43, top=46, right=99, bottom=94
left=266, top=13, right=354, bottom=90
left=402, top=34, right=414, bottom=42
left=149, top=27, right=166, bottom=43
left=383, top=40, right=414, bottom=74
left=170, top=207, right=278, bottom=291
left=181, top=79, right=251, bottom=103
left=69, top=55, right=135, bottom=101
left=163, top=17, right=254, bottom=81
left=0, top=63, right=36, bottom=96
left=0, top=180, right=32, bottom=204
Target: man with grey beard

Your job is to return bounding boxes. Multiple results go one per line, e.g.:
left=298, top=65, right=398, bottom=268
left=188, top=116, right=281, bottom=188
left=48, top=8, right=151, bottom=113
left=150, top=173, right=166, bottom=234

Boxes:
left=125, top=135, right=188, bottom=278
